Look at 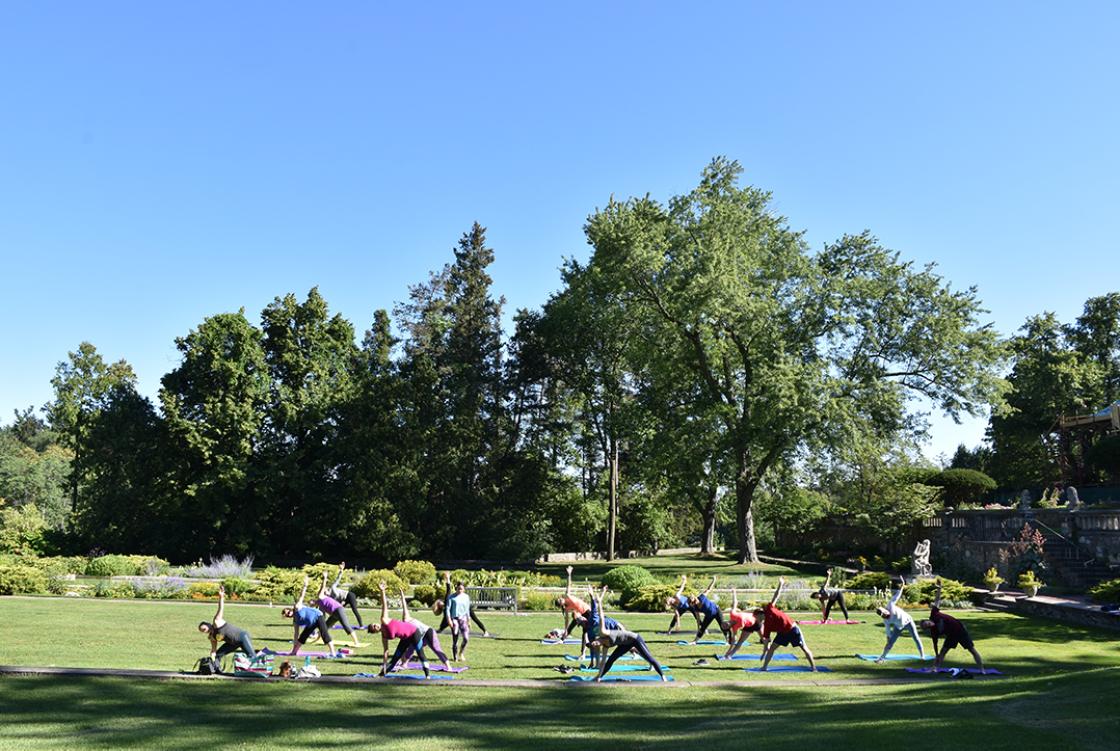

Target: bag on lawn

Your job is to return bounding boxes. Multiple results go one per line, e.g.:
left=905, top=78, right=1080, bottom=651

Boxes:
left=195, top=656, right=222, bottom=675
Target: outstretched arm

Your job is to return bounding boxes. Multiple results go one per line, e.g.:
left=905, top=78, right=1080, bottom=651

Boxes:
left=213, top=585, right=226, bottom=627
left=379, top=581, right=390, bottom=623
left=295, top=576, right=309, bottom=609
left=399, top=588, right=410, bottom=621
left=824, top=568, right=833, bottom=589
left=890, top=576, right=905, bottom=609
left=565, top=565, right=574, bottom=598
left=331, top=562, right=345, bottom=593
left=732, top=587, right=739, bottom=612
left=702, top=577, right=716, bottom=597
left=675, top=575, right=687, bottom=600
left=933, top=578, right=943, bottom=610
left=317, top=571, right=329, bottom=600
left=769, top=577, right=785, bottom=606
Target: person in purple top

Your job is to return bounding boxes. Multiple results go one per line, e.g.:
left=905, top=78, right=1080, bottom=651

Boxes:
left=281, top=576, right=337, bottom=657
left=367, top=580, right=431, bottom=678
left=314, top=571, right=363, bottom=649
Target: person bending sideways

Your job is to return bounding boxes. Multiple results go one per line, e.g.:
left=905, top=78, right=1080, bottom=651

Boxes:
left=754, top=577, right=817, bottom=671
left=313, top=571, right=363, bottom=649
left=589, top=586, right=668, bottom=682
left=688, top=577, right=732, bottom=644
left=282, top=576, right=337, bottom=658
left=920, top=579, right=984, bottom=671
left=722, top=588, right=761, bottom=659
left=665, top=575, right=701, bottom=634
left=392, top=586, right=451, bottom=671
left=433, top=571, right=490, bottom=637
left=573, top=585, right=625, bottom=667
left=554, top=565, right=592, bottom=637
left=198, top=584, right=259, bottom=664
left=367, top=580, right=431, bottom=678
left=875, top=575, right=926, bottom=662
left=809, top=568, right=851, bottom=621
left=326, top=561, right=364, bottom=628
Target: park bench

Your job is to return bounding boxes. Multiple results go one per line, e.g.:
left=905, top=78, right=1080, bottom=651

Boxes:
left=466, top=586, right=518, bottom=613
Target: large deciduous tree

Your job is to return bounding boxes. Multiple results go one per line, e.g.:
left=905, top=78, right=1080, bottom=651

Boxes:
left=581, top=158, right=1005, bottom=562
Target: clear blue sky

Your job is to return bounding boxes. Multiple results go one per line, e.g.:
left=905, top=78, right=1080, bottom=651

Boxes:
left=1, top=3, right=1117, bottom=462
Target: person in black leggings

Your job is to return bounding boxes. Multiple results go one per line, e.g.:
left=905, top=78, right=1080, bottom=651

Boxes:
left=432, top=571, right=490, bottom=636
left=810, top=568, right=850, bottom=621
left=281, top=576, right=337, bottom=657
left=327, top=561, right=364, bottom=628
left=198, top=584, right=258, bottom=664
left=589, top=588, right=667, bottom=682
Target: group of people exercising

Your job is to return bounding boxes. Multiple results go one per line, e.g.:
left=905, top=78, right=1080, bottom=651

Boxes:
left=198, top=563, right=985, bottom=679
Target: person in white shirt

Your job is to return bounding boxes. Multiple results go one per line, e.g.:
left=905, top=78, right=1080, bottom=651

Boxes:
left=875, top=575, right=926, bottom=662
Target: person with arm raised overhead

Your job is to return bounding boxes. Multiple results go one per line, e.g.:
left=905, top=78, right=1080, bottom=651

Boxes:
left=755, top=577, right=816, bottom=672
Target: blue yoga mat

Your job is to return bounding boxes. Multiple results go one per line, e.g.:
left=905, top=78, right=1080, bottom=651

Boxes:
left=569, top=674, right=674, bottom=682
left=564, top=653, right=638, bottom=661
left=856, top=654, right=933, bottom=662
left=577, top=665, right=672, bottom=673
left=383, top=673, right=457, bottom=681
left=745, top=665, right=832, bottom=673
left=715, top=653, right=797, bottom=661
left=905, top=667, right=1003, bottom=676
left=676, top=640, right=725, bottom=646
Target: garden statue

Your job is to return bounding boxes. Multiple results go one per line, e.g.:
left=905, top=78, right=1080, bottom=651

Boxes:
left=911, top=539, right=932, bottom=578
left=1019, top=489, right=1032, bottom=511
left=1066, top=486, right=1080, bottom=510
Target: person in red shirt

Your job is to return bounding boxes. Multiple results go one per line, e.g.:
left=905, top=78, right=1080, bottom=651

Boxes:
left=752, top=577, right=817, bottom=671
left=919, top=579, right=985, bottom=672
left=722, top=587, right=761, bottom=658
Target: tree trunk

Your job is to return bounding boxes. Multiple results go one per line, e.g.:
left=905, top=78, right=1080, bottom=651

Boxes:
left=700, top=484, right=718, bottom=555
left=735, top=454, right=760, bottom=564
left=607, top=437, right=618, bottom=561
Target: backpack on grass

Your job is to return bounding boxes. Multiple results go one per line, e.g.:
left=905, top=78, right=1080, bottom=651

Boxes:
left=195, top=656, right=222, bottom=675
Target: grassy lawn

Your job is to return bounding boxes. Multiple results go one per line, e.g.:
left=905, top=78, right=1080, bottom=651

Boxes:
left=1, top=596, right=1118, bottom=749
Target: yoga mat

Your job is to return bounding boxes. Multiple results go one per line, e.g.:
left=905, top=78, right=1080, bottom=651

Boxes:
left=401, top=662, right=468, bottom=673
left=797, top=619, right=862, bottom=625
left=676, top=640, right=726, bottom=646
left=541, top=639, right=582, bottom=645
left=576, top=665, right=672, bottom=673
left=744, top=665, right=832, bottom=673
left=261, top=649, right=349, bottom=659
left=564, top=653, right=638, bottom=661
left=384, top=674, right=457, bottom=681
left=856, top=654, right=933, bottom=662
left=905, top=667, right=1003, bottom=676
left=568, top=675, right=673, bottom=683
left=715, top=653, right=797, bottom=661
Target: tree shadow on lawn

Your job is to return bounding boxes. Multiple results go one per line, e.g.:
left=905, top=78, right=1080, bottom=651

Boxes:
left=2, top=669, right=1117, bottom=751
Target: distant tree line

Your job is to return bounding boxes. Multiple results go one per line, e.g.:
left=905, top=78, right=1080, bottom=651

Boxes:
left=0, top=160, right=1011, bottom=564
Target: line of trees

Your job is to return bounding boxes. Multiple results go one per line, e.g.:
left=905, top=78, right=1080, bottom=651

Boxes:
left=1, top=159, right=1008, bottom=564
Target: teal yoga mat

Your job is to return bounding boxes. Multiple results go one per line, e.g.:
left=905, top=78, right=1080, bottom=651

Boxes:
left=744, top=665, right=831, bottom=673
left=715, top=653, right=796, bottom=661
left=676, top=640, right=726, bottom=646
left=564, top=653, right=638, bottom=661
left=855, top=654, right=933, bottom=662
left=568, top=674, right=673, bottom=682
left=577, top=665, right=672, bottom=673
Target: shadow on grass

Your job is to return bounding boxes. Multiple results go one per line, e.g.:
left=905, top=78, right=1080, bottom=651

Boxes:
left=1, top=668, right=1118, bottom=751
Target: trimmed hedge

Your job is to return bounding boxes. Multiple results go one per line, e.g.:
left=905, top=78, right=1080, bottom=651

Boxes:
left=1089, top=578, right=1120, bottom=603
left=601, top=565, right=656, bottom=595
left=350, top=570, right=408, bottom=603
left=394, top=560, right=436, bottom=584
left=620, top=583, right=676, bottom=612
left=0, top=564, right=49, bottom=595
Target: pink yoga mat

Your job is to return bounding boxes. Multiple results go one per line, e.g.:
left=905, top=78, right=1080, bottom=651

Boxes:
left=796, top=619, right=862, bottom=625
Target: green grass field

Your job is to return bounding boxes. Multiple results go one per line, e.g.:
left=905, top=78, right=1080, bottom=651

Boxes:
left=1, top=596, right=1118, bottom=749
left=535, top=552, right=807, bottom=585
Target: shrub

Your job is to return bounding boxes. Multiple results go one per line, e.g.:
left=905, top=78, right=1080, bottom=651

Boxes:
left=411, top=584, right=438, bottom=606
left=141, top=557, right=171, bottom=576
left=0, top=503, right=47, bottom=555
left=620, top=583, right=677, bottom=612
left=520, top=590, right=557, bottom=611
left=1017, top=570, right=1044, bottom=591
left=903, top=577, right=970, bottom=606
left=301, top=562, right=336, bottom=584
left=130, top=577, right=189, bottom=599
left=0, top=564, right=49, bottom=594
left=982, top=567, right=1004, bottom=590
left=923, top=468, right=997, bottom=508
left=221, top=577, right=256, bottom=598
left=394, top=560, right=436, bottom=584
left=254, top=567, right=304, bottom=602
left=187, top=555, right=254, bottom=579
left=188, top=581, right=220, bottom=599
left=85, top=554, right=140, bottom=577
left=94, top=580, right=136, bottom=598
left=350, top=570, right=408, bottom=603
left=601, top=565, right=656, bottom=596
left=843, top=571, right=892, bottom=591
left=1088, top=578, right=1120, bottom=603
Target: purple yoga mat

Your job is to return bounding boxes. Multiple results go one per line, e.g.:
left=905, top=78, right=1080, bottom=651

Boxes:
left=401, top=662, right=468, bottom=673
left=905, top=667, right=1003, bottom=676
left=261, top=648, right=350, bottom=659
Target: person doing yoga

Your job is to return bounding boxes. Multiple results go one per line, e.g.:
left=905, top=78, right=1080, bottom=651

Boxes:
left=198, top=584, right=259, bottom=663
left=447, top=580, right=477, bottom=661
left=326, top=561, right=364, bottom=628
left=367, top=580, right=431, bottom=678
left=688, top=577, right=731, bottom=644
left=665, top=575, right=701, bottom=634
left=919, top=578, right=984, bottom=671
left=282, top=576, right=337, bottom=658
left=589, top=586, right=667, bottom=682
left=313, top=571, right=363, bottom=649
left=554, top=565, right=592, bottom=636
left=392, top=586, right=451, bottom=671
left=754, top=577, right=817, bottom=671
left=433, top=571, right=490, bottom=637
left=722, top=587, right=761, bottom=658
left=809, top=568, right=850, bottom=621
left=572, top=585, right=624, bottom=667
left=875, top=575, right=926, bottom=662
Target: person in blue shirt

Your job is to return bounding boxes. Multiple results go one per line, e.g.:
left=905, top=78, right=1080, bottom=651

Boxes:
left=280, top=576, right=337, bottom=658
left=687, top=577, right=731, bottom=644
left=665, top=575, right=701, bottom=634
